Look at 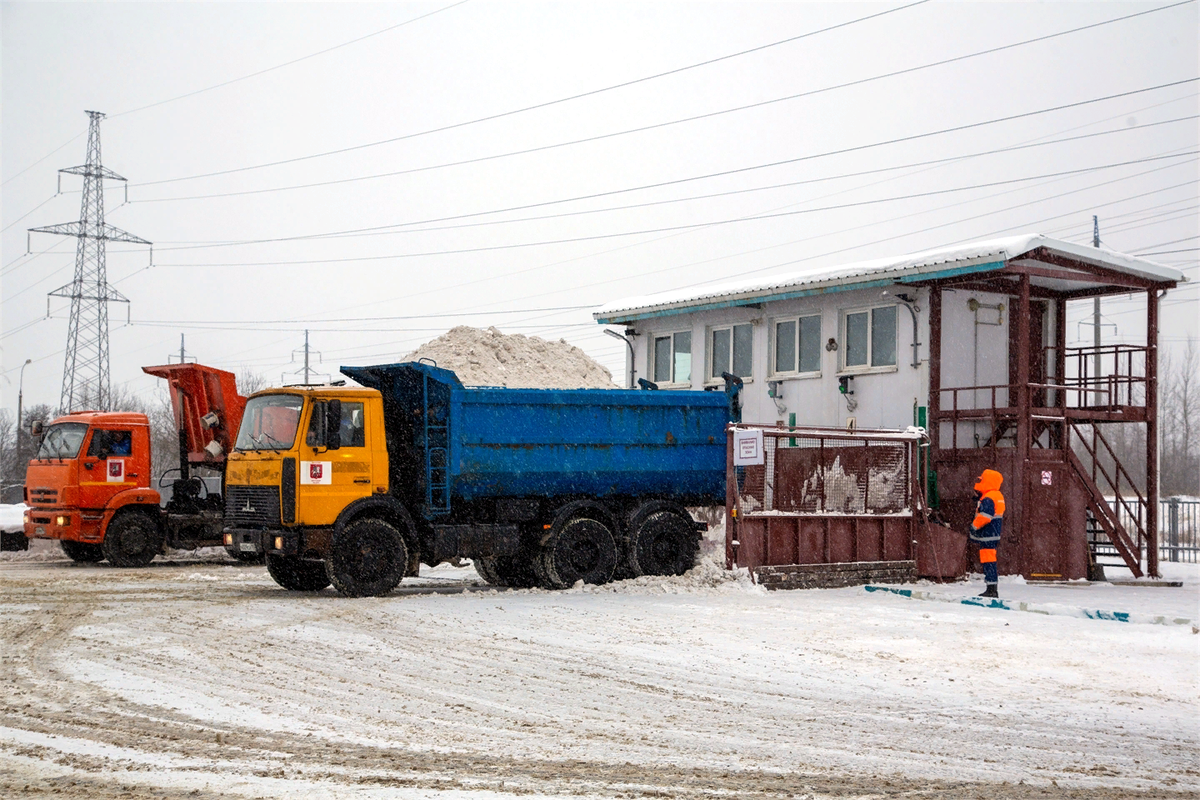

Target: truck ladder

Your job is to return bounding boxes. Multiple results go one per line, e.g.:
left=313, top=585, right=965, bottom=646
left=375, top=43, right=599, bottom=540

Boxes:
left=421, top=372, right=451, bottom=516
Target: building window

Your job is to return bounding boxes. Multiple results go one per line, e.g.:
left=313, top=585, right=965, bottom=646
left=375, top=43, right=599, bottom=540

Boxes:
left=710, top=323, right=752, bottom=381
left=842, top=305, right=897, bottom=370
left=651, top=331, right=691, bottom=385
left=773, top=314, right=821, bottom=375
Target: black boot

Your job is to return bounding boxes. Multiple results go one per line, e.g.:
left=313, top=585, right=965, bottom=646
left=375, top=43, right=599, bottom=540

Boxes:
left=978, top=585, right=998, bottom=599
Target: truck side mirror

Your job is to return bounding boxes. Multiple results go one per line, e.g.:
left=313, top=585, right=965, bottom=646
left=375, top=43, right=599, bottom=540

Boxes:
left=325, top=399, right=341, bottom=451
left=30, top=420, right=43, bottom=437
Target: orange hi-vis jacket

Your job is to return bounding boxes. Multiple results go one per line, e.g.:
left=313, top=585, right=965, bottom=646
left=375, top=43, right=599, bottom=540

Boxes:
left=970, top=469, right=1005, bottom=545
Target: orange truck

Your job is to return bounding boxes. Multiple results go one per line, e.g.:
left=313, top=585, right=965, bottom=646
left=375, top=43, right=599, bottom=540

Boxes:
left=16, top=363, right=249, bottom=566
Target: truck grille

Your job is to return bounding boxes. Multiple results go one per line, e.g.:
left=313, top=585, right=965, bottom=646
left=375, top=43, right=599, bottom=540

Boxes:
left=224, top=486, right=280, bottom=527
left=28, top=487, right=58, bottom=506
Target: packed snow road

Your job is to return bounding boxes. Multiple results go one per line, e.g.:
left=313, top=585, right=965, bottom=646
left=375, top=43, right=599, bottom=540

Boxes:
left=0, top=544, right=1196, bottom=799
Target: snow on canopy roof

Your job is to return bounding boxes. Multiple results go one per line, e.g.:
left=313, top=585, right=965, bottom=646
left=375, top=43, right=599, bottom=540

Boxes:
left=594, top=233, right=1186, bottom=323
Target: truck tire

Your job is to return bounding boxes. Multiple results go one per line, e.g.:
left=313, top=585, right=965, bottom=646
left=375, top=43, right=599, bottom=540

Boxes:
left=472, top=556, right=506, bottom=586
left=496, top=553, right=540, bottom=588
left=101, top=512, right=164, bottom=567
left=627, top=505, right=698, bottom=577
left=328, top=517, right=409, bottom=597
left=265, top=553, right=331, bottom=591
left=61, top=540, right=104, bottom=563
left=537, top=516, right=617, bottom=589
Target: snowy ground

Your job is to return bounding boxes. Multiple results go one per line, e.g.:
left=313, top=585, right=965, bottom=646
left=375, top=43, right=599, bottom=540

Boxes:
left=1, top=533, right=1196, bottom=799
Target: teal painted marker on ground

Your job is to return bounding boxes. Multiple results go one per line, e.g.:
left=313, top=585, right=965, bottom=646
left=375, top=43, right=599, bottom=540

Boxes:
left=864, top=585, right=1193, bottom=626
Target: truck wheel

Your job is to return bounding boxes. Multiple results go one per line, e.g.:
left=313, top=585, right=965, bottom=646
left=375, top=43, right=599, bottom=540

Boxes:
left=265, top=553, right=330, bottom=591
left=627, top=507, right=698, bottom=577
left=61, top=540, right=104, bottom=563
left=328, top=517, right=409, bottom=597
left=101, top=512, right=164, bottom=567
left=495, top=553, right=540, bottom=588
left=537, top=517, right=617, bottom=589
left=472, top=556, right=506, bottom=586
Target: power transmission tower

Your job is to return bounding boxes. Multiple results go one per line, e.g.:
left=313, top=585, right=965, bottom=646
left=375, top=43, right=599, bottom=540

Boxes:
left=28, top=110, right=151, bottom=412
left=285, top=330, right=328, bottom=384
left=169, top=333, right=196, bottom=364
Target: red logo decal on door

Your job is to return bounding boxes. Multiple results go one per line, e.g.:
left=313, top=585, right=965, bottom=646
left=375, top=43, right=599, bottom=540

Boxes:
left=310, top=463, right=323, bottom=481
left=109, top=461, right=123, bottom=478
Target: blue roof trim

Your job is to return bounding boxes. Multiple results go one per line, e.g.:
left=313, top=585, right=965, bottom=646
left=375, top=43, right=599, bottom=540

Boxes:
left=595, top=260, right=1006, bottom=324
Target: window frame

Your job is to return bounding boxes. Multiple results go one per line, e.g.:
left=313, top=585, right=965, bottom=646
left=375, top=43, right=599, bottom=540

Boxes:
left=648, top=329, right=693, bottom=387
left=839, top=303, right=899, bottom=375
left=706, top=322, right=755, bottom=385
left=769, top=313, right=823, bottom=378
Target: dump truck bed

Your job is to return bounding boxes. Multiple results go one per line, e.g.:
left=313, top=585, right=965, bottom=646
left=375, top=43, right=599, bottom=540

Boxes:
left=341, top=362, right=730, bottom=511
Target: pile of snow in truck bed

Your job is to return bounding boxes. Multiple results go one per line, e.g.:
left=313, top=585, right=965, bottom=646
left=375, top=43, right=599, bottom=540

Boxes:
left=402, top=325, right=619, bottom=389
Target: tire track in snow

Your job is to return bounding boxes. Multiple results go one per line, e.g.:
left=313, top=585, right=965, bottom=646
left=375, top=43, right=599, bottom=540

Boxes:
left=1, top=560, right=1194, bottom=798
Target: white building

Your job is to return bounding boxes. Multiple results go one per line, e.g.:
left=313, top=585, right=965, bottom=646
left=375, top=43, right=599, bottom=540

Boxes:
left=595, top=234, right=1188, bottom=579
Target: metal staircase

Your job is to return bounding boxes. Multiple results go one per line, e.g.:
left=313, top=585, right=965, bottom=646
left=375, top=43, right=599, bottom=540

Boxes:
left=1066, top=421, right=1145, bottom=578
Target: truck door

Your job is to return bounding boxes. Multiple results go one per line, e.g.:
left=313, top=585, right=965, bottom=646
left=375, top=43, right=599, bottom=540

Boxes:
left=297, top=400, right=373, bottom=526
left=79, top=428, right=136, bottom=509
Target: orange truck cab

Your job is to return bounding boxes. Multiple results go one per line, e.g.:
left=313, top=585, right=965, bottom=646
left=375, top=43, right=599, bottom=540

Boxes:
left=23, top=412, right=164, bottom=565
left=18, top=363, right=248, bottom=566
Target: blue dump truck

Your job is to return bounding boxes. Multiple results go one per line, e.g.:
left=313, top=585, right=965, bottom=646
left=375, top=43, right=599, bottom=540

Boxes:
left=222, top=361, right=740, bottom=596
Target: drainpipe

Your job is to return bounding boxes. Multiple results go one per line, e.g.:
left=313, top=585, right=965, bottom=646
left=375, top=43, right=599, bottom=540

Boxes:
left=604, top=328, right=637, bottom=389
left=893, top=292, right=922, bottom=369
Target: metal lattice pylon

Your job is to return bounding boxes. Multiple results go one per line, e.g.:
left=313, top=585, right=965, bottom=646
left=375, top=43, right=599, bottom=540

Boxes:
left=28, top=111, right=151, bottom=412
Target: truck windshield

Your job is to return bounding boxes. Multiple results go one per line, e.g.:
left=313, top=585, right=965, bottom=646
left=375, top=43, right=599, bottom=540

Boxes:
left=35, top=422, right=89, bottom=460
left=235, top=394, right=303, bottom=451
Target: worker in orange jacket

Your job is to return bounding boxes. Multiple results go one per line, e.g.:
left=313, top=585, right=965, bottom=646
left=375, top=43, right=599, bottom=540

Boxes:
left=970, top=469, right=1005, bottom=598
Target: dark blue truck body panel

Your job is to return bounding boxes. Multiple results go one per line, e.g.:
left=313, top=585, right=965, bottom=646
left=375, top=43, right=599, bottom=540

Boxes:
left=341, top=362, right=732, bottom=517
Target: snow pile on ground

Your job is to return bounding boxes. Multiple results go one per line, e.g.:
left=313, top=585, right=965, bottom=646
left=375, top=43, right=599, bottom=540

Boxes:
left=0, top=503, right=26, bottom=533
left=568, top=555, right=765, bottom=596
left=402, top=326, right=619, bottom=388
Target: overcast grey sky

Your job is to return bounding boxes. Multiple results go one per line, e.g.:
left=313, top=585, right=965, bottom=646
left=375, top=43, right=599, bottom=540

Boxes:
left=2, top=1, right=1196, bottom=411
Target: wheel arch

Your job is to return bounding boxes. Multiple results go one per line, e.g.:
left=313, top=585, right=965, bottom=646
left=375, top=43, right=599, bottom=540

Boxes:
left=103, top=490, right=164, bottom=534
left=626, top=498, right=696, bottom=530
left=335, top=496, right=418, bottom=550
left=539, top=498, right=620, bottom=547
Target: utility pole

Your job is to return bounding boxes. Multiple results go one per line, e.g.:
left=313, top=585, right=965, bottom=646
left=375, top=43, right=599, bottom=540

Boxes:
left=17, top=358, right=32, bottom=468
left=28, top=111, right=151, bottom=412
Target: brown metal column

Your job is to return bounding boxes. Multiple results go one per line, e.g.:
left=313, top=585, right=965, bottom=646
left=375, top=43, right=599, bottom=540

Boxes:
left=1146, top=289, right=1160, bottom=578
left=1055, top=297, right=1067, bottom=413
left=1015, top=274, right=1032, bottom=576
left=929, top=286, right=942, bottom=454
left=725, top=426, right=738, bottom=570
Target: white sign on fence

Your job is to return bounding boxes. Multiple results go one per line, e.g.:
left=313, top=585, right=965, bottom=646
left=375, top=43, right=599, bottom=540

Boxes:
left=733, top=429, right=764, bottom=466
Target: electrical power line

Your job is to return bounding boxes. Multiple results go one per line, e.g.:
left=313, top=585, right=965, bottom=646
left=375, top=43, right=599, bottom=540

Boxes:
left=107, top=1, right=472, bottom=120
left=132, top=1, right=1191, bottom=194
left=130, top=1, right=935, bottom=187
left=102, top=112, right=1200, bottom=251
left=138, top=151, right=1197, bottom=268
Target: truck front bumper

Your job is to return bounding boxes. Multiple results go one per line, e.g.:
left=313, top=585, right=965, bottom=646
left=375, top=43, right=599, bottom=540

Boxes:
left=223, top=527, right=270, bottom=556
left=223, top=527, right=329, bottom=560
left=24, top=508, right=104, bottom=543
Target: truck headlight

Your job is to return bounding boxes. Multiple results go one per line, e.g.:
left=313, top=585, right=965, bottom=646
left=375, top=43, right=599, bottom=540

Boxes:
left=56, top=515, right=70, bottom=526
left=223, top=533, right=233, bottom=546
left=274, top=536, right=283, bottom=551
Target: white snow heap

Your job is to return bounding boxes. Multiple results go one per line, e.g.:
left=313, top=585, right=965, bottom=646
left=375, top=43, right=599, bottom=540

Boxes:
left=402, top=326, right=619, bottom=389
